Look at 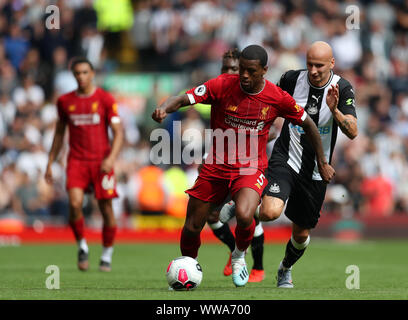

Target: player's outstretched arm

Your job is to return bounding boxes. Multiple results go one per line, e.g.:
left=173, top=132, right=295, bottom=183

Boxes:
left=152, top=94, right=191, bottom=123
left=301, top=115, right=335, bottom=183
left=45, top=119, right=66, bottom=184
left=101, top=121, right=124, bottom=173
left=327, top=84, right=358, bottom=140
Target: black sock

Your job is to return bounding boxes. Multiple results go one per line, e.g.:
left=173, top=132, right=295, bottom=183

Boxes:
left=251, top=233, right=264, bottom=270
left=212, top=223, right=236, bottom=252
left=282, top=239, right=306, bottom=269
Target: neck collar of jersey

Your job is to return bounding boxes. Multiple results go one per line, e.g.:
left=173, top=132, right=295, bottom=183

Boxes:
left=75, top=87, right=97, bottom=98
left=240, top=79, right=265, bottom=95
left=307, top=70, right=333, bottom=89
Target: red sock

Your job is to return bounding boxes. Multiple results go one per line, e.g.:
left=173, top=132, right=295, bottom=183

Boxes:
left=69, top=216, right=84, bottom=241
left=102, top=225, right=117, bottom=247
left=235, top=219, right=255, bottom=251
left=180, top=228, right=201, bottom=259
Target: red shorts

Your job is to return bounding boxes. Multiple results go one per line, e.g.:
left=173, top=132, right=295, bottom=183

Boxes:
left=185, top=168, right=267, bottom=205
left=66, top=158, right=118, bottom=200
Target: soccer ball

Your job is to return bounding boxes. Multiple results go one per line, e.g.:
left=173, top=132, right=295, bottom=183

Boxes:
left=166, top=256, right=203, bottom=291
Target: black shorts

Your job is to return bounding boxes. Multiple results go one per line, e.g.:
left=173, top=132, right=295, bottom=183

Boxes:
left=263, top=163, right=327, bottom=229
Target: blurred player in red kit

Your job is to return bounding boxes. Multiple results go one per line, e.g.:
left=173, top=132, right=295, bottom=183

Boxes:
left=45, top=57, right=124, bottom=272
left=152, top=45, right=335, bottom=287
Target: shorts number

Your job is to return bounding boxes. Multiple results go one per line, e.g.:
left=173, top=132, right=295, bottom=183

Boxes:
left=256, top=173, right=266, bottom=187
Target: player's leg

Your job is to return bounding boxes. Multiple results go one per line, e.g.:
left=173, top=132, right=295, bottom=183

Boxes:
left=207, top=199, right=236, bottom=276
left=68, top=187, right=89, bottom=271
left=98, top=198, right=117, bottom=272
left=276, top=176, right=325, bottom=288
left=230, top=187, right=259, bottom=287
left=277, top=223, right=310, bottom=288
left=248, top=217, right=265, bottom=282
left=181, top=196, right=214, bottom=259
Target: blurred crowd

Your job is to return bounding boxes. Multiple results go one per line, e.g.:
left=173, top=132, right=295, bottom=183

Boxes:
left=0, top=0, right=408, bottom=229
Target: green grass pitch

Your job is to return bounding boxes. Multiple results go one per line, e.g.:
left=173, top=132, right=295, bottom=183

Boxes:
left=0, top=240, right=407, bottom=300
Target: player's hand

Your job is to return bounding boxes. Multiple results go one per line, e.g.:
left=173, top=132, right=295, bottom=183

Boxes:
left=44, top=165, right=53, bottom=184
left=152, top=107, right=167, bottom=123
left=101, top=157, right=114, bottom=173
left=326, top=84, right=339, bottom=112
left=317, top=162, right=336, bottom=184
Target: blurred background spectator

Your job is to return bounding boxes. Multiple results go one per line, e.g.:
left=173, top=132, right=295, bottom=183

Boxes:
left=0, top=0, right=407, bottom=229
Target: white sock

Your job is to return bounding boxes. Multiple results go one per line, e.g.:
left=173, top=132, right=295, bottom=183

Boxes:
left=209, top=220, right=224, bottom=230
left=231, top=245, right=245, bottom=259
left=254, top=222, right=264, bottom=237
left=290, top=235, right=310, bottom=250
left=78, top=238, right=88, bottom=253
left=101, top=246, right=114, bottom=263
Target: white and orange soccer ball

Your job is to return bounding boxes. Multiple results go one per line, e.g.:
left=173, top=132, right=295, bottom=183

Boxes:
left=166, top=256, right=203, bottom=291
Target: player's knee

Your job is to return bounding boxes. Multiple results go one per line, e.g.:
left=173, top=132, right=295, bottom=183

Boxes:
left=259, top=199, right=283, bottom=221
left=207, top=210, right=219, bottom=224
left=234, top=205, right=254, bottom=227
left=69, top=199, right=83, bottom=213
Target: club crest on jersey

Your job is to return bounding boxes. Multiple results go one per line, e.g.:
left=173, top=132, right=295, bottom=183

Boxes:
left=68, top=105, right=76, bottom=112
left=293, top=104, right=301, bottom=113
left=260, top=106, right=269, bottom=120
left=306, top=105, right=318, bottom=115
left=194, top=85, right=206, bottom=96
left=269, top=183, right=280, bottom=193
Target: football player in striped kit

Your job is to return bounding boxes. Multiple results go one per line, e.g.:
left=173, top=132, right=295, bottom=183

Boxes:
left=221, top=41, right=358, bottom=288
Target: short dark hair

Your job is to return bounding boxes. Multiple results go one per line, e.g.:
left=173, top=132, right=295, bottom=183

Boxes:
left=70, top=57, right=94, bottom=71
left=223, top=48, right=240, bottom=60
left=241, top=45, right=268, bottom=67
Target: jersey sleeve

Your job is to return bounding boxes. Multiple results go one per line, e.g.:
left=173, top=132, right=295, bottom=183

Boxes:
left=103, top=91, right=121, bottom=124
left=337, top=79, right=357, bottom=118
left=277, top=87, right=307, bottom=125
left=185, top=75, right=224, bottom=106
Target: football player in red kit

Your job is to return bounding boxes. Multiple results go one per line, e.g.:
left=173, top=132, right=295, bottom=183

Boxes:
left=152, top=45, right=335, bottom=287
left=45, top=57, right=124, bottom=272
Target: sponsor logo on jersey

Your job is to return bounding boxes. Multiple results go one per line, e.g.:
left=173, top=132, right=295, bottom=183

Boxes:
left=224, top=114, right=264, bottom=131
left=346, top=98, right=354, bottom=106
left=269, top=183, right=280, bottom=193
left=226, top=105, right=238, bottom=112
left=68, top=105, right=76, bottom=112
left=260, top=106, right=269, bottom=120
left=290, top=123, right=331, bottom=135
left=92, top=102, right=98, bottom=113
left=194, top=85, right=206, bottom=96
left=70, top=113, right=101, bottom=126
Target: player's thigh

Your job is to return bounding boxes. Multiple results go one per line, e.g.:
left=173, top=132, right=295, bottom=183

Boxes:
left=185, top=196, right=216, bottom=233
left=207, top=194, right=232, bottom=223
left=66, top=159, right=91, bottom=193
left=232, top=187, right=260, bottom=227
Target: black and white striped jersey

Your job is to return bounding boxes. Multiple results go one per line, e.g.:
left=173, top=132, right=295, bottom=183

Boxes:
left=270, top=69, right=357, bottom=181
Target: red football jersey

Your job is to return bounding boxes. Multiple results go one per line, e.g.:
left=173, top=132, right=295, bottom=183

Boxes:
left=186, top=73, right=306, bottom=177
left=57, top=87, right=120, bottom=161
